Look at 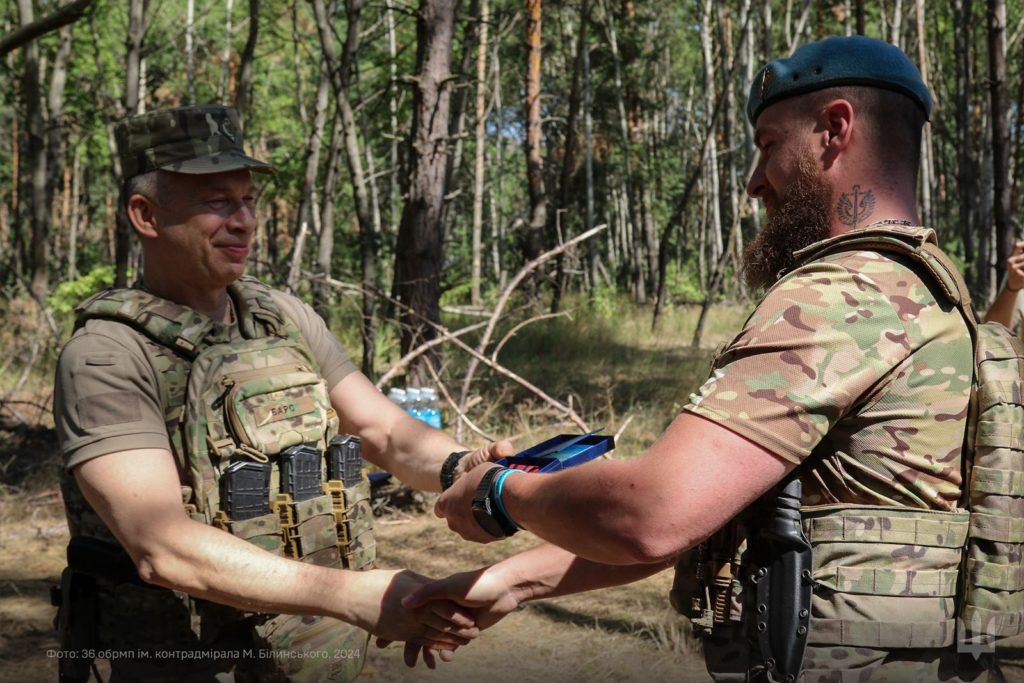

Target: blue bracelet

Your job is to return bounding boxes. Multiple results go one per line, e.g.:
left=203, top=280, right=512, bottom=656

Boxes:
left=493, top=468, right=523, bottom=531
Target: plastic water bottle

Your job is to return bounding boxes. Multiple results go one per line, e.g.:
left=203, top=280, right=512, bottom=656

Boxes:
left=422, top=388, right=443, bottom=429
left=406, top=387, right=424, bottom=422
left=387, top=387, right=407, bottom=410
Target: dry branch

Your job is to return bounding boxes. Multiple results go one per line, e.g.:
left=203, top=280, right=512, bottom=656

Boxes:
left=423, top=359, right=496, bottom=442
left=376, top=319, right=490, bottom=389
left=456, top=223, right=607, bottom=433
left=491, top=311, right=571, bottom=362
left=0, top=0, right=95, bottom=57
left=314, top=274, right=589, bottom=431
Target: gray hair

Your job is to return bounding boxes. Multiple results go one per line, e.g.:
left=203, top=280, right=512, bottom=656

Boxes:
left=123, top=169, right=160, bottom=207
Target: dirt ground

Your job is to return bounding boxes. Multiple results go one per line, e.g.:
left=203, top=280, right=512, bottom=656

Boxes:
left=0, top=497, right=711, bottom=683
left=4, top=496, right=1024, bottom=683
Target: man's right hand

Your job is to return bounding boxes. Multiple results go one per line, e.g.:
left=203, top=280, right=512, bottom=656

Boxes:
left=345, top=569, right=481, bottom=650
left=402, top=566, right=521, bottom=632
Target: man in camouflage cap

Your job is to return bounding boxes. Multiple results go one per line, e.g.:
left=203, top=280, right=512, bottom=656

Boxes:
left=52, top=104, right=515, bottom=681
left=404, top=36, right=1003, bottom=682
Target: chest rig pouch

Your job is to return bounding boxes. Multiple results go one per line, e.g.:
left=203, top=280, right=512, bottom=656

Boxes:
left=669, top=225, right=1019, bottom=681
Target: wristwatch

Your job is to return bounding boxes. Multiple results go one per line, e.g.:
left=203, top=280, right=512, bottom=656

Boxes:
left=471, top=467, right=518, bottom=538
left=440, top=450, right=469, bottom=490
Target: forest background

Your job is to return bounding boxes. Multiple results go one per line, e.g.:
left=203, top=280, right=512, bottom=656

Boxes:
left=2, top=1, right=1024, bottom=679
left=2, top=0, right=1022, bottom=407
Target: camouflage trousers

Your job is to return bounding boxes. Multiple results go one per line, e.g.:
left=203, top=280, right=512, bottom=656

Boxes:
left=96, top=581, right=369, bottom=683
left=701, top=624, right=1006, bottom=683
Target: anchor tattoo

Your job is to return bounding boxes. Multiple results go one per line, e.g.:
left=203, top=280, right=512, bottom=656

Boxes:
left=837, top=184, right=876, bottom=227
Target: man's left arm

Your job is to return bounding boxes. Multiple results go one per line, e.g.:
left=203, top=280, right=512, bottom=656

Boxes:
left=330, top=372, right=511, bottom=493
left=436, top=411, right=795, bottom=565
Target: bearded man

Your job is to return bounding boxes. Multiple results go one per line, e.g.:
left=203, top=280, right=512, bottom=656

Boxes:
left=410, top=36, right=1002, bottom=682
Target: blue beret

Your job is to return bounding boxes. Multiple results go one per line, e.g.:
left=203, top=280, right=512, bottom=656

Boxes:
left=746, top=36, right=932, bottom=125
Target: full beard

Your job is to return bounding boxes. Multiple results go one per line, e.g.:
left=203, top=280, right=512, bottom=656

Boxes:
left=741, top=153, right=834, bottom=291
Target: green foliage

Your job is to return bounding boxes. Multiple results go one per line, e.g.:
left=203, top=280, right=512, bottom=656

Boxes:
left=588, top=284, right=620, bottom=319
left=47, top=265, right=116, bottom=315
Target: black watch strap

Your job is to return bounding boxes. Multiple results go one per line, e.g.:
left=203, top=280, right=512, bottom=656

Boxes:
left=471, top=467, right=518, bottom=538
left=440, top=450, right=470, bottom=490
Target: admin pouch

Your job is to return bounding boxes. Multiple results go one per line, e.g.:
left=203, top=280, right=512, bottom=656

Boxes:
left=669, top=225, right=1024, bottom=678
left=57, top=277, right=375, bottom=682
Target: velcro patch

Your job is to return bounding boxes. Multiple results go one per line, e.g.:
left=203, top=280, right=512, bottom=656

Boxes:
left=79, top=392, right=143, bottom=428
left=253, top=396, right=316, bottom=426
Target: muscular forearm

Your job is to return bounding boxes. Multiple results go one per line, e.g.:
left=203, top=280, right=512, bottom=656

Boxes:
left=377, top=415, right=466, bottom=493
left=497, top=461, right=676, bottom=565
left=489, top=543, right=671, bottom=604
left=133, top=513, right=379, bottom=628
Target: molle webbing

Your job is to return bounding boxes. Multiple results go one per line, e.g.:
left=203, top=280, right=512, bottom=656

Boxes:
left=801, top=504, right=969, bottom=649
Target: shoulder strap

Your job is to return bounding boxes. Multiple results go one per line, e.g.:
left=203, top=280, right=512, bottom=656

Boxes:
left=794, top=226, right=979, bottom=336
left=75, top=288, right=225, bottom=357
left=231, top=276, right=286, bottom=340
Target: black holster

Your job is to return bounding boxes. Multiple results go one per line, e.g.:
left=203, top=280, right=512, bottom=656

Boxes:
left=51, top=566, right=97, bottom=683
left=744, top=475, right=815, bottom=683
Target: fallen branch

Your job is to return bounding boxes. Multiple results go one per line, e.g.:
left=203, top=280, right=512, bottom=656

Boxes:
left=457, top=224, right=608, bottom=430
left=0, top=0, right=95, bottom=57
left=423, top=359, right=496, bottom=442
left=376, top=318, right=489, bottom=389
left=315, top=275, right=589, bottom=431
left=491, top=311, right=571, bottom=363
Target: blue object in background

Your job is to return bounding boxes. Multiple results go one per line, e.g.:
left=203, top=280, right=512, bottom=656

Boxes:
left=387, top=386, right=443, bottom=429
left=498, top=430, right=614, bottom=473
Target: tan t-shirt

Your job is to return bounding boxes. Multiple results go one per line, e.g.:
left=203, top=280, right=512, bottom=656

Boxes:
left=54, top=289, right=357, bottom=469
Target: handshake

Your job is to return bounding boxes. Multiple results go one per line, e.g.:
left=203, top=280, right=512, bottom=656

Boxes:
left=357, top=551, right=520, bottom=669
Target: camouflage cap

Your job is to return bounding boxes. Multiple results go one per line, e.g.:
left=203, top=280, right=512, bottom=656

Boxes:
left=114, top=105, right=276, bottom=180
left=747, top=36, right=932, bottom=125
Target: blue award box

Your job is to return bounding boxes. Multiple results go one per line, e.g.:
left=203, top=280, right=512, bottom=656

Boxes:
left=498, top=429, right=614, bottom=473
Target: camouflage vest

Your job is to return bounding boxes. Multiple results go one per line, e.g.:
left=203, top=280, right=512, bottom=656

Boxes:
left=670, top=225, right=1024, bottom=666
left=71, top=276, right=377, bottom=571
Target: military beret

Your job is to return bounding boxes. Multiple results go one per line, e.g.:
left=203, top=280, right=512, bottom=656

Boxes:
left=747, top=35, right=932, bottom=125
left=114, top=105, right=275, bottom=180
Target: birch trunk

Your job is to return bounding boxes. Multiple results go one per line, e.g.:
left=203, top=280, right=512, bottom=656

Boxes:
left=470, top=0, right=490, bottom=306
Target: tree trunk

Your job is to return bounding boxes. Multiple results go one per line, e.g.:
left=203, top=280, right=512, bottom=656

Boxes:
left=116, top=0, right=147, bottom=287
left=315, top=111, right=345, bottom=320
left=855, top=0, right=866, bottom=35
left=385, top=0, right=401, bottom=237
left=582, top=0, right=596, bottom=290
left=603, top=0, right=643, bottom=301
left=18, top=0, right=49, bottom=297
left=235, top=0, right=259, bottom=128
left=551, top=0, right=587, bottom=312
left=294, top=64, right=331, bottom=271
left=394, top=0, right=457, bottom=382
left=312, top=0, right=380, bottom=377
left=221, top=0, right=235, bottom=103
left=987, top=0, right=1011, bottom=290
left=186, top=0, right=196, bottom=104
left=441, top=0, right=480, bottom=237
left=955, top=0, right=977, bottom=289
left=68, top=143, right=80, bottom=278
left=915, top=0, right=935, bottom=232
left=699, top=0, right=723, bottom=267
left=523, top=0, right=547, bottom=268
left=470, top=0, right=490, bottom=306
